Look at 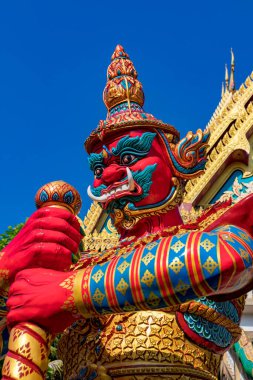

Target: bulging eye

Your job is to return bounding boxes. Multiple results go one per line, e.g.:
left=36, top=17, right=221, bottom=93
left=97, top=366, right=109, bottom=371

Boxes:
left=121, top=154, right=136, bottom=165
left=94, top=166, right=104, bottom=178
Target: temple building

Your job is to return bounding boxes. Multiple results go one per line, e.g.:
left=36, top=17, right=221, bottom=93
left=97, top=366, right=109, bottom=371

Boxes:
left=79, top=50, right=253, bottom=379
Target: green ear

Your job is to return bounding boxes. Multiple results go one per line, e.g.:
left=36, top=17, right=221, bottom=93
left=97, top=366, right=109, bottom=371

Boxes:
left=158, top=129, right=210, bottom=179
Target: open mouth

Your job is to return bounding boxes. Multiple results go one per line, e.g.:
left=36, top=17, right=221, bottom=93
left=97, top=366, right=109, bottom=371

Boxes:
left=87, top=167, right=141, bottom=206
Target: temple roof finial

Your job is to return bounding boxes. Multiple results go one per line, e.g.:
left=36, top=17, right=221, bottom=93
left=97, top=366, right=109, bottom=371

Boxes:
left=229, top=48, right=235, bottom=92
left=231, top=48, right=235, bottom=66
left=225, top=64, right=229, bottom=92
left=221, top=82, right=225, bottom=98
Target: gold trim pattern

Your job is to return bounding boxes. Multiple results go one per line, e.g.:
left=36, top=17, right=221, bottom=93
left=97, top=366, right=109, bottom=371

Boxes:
left=184, top=72, right=253, bottom=205
left=2, top=323, right=51, bottom=380
left=114, top=178, right=184, bottom=230
left=141, top=270, right=155, bottom=288
left=116, top=278, right=129, bottom=296
left=58, top=311, right=221, bottom=380
left=202, top=256, right=219, bottom=274
left=169, top=257, right=185, bottom=274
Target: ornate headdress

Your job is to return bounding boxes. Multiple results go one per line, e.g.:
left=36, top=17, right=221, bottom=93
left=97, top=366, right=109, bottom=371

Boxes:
left=85, top=45, right=210, bottom=229
left=85, top=45, right=209, bottom=180
left=85, top=45, right=180, bottom=153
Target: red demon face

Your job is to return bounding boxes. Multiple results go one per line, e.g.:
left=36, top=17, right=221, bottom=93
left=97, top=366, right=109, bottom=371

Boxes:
left=87, top=129, right=175, bottom=214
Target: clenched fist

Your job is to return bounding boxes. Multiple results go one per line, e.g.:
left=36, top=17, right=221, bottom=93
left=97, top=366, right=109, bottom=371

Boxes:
left=0, top=207, right=83, bottom=284
left=7, top=268, right=79, bottom=333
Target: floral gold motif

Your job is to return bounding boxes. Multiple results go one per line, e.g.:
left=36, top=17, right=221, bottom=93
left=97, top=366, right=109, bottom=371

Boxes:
left=117, top=261, right=130, bottom=274
left=92, top=270, right=104, bottom=283
left=239, top=248, right=250, bottom=262
left=141, top=270, right=155, bottom=287
left=169, top=257, right=185, bottom=274
left=175, top=280, right=190, bottom=296
left=171, top=240, right=185, bottom=253
left=147, top=292, right=160, bottom=307
left=116, top=278, right=129, bottom=296
left=202, top=256, right=219, bottom=274
left=92, top=288, right=106, bottom=306
left=200, top=239, right=215, bottom=252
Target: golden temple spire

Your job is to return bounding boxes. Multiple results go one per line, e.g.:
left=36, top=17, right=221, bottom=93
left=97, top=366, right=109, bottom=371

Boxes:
left=231, top=47, right=235, bottom=66
left=225, top=64, right=229, bottom=92
left=229, top=48, right=235, bottom=92
left=221, top=82, right=225, bottom=98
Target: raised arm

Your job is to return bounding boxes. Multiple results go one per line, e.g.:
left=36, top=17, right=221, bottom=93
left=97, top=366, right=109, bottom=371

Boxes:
left=73, top=224, right=253, bottom=316
left=6, top=224, right=253, bottom=332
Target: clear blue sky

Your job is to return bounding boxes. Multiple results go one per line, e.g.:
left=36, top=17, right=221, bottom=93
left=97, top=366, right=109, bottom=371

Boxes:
left=0, top=0, right=252, bottom=231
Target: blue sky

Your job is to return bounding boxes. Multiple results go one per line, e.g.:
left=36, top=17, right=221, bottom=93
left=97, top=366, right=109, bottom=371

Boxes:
left=0, top=0, right=252, bottom=231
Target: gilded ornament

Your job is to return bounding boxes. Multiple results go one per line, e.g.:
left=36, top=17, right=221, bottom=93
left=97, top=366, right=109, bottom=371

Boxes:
left=202, top=257, right=219, bottom=275
left=141, top=270, right=155, bottom=288
left=200, top=238, right=215, bottom=252
left=93, top=288, right=106, bottom=306
left=175, top=280, right=190, bottom=296
left=92, top=270, right=105, bottom=283
left=171, top=240, right=185, bottom=253
left=169, top=257, right=185, bottom=274
left=117, top=261, right=130, bottom=274
left=116, top=278, right=129, bottom=296
left=141, top=252, right=155, bottom=266
left=239, top=248, right=250, bottom=262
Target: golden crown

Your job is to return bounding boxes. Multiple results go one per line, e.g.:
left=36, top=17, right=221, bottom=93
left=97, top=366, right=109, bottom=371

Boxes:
left=85, top=45, right=179, bottom=153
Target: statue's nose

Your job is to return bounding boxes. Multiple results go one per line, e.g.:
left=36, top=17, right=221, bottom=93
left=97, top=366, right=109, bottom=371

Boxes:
left=102, top=164, right=126, bottom=185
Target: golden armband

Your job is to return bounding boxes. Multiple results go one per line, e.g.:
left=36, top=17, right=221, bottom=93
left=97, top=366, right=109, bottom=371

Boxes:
left=73, top=268, right=94, bottom=318
left=2, top=323, right=52, bottom=380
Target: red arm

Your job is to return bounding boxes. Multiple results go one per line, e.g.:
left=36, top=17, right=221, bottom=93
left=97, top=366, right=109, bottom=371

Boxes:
left=6, top=224, right=253, bottom=332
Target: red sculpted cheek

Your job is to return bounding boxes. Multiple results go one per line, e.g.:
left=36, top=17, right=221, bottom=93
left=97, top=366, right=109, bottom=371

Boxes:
left=131, top=157, right=157, bottom=171
left=133, top=156, right=173, bottom=206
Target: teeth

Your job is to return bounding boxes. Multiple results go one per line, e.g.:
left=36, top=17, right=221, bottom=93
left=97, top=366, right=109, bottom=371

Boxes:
left=87, top=168, right=135, bottom=202
left=126, top=167, right=135, bottom=191
left=87, top=186, right=108, bottom=202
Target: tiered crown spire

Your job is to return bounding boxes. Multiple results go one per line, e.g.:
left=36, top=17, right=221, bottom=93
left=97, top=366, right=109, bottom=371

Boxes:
left=103, top=45, right=144, bottom=112
left=85, top=45, right=179, bottom=153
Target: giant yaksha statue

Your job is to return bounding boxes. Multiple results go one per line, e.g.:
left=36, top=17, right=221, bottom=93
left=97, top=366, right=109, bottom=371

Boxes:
left=2, top=45, right=253, bottom=380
